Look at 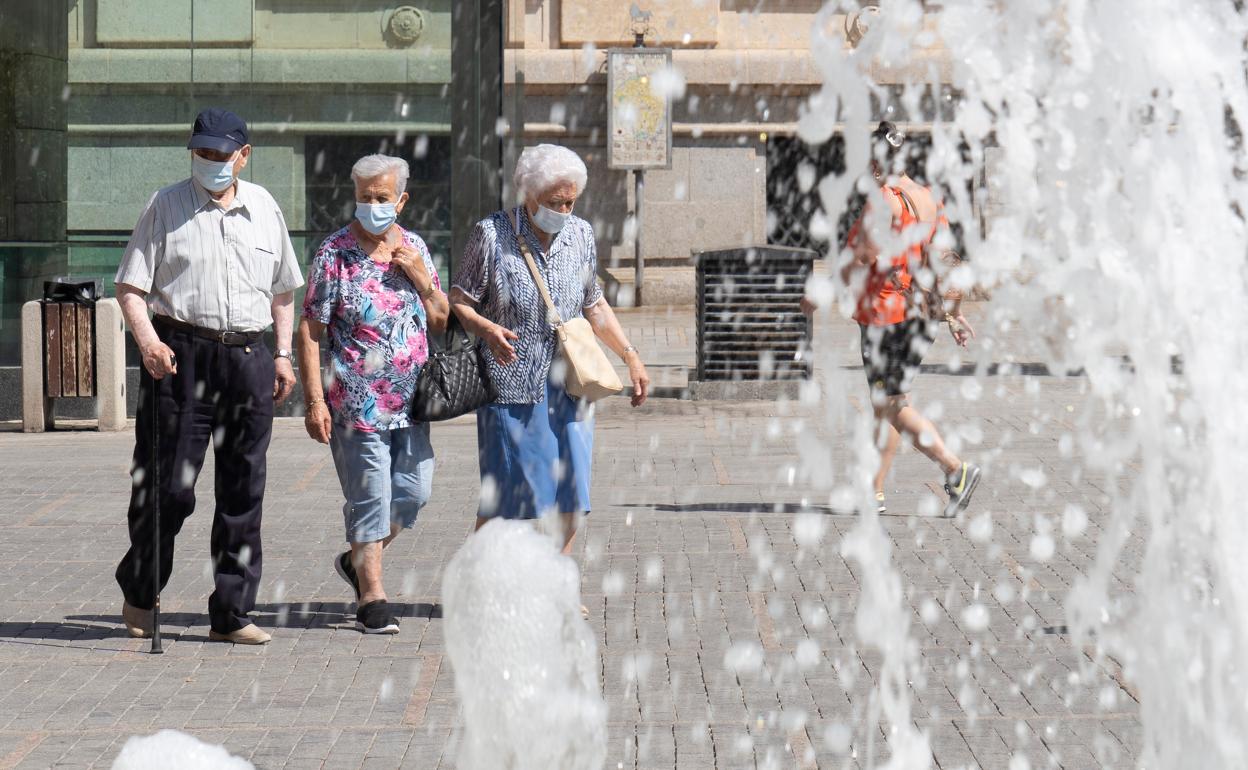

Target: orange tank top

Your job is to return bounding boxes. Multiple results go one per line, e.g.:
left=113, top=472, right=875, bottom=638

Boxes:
left=850, top=186, right=940, bottom=327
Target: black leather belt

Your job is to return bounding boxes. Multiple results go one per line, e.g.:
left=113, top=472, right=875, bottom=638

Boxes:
left=154, top=315, right=263, bottom=346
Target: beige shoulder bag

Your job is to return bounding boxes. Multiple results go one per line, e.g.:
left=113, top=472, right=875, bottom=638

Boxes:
left=511, top=209, right=623, bottom=402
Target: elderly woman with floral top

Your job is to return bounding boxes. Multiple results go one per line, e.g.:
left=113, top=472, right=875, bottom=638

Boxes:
left=296, top=154, right=448, bottom=635
left=450, top=143, right=649, bottom=558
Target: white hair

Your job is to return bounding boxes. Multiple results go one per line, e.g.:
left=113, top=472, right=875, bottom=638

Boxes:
left=351, top=154, right=409, bottom=195
left=513, top=144, right=588, bottom=200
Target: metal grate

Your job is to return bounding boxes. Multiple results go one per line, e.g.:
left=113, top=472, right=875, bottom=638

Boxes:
left=695, top=246, right=815, bottom=382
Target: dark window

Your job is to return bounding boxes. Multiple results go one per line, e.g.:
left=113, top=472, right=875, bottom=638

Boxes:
left=304, top=134, right=453, bottom=268
left=766, top=135, right=858, bottom=252
left=767, top=133, right=968, bottom=257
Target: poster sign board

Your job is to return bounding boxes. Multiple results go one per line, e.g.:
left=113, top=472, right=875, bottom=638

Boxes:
left=607, top=48, right=673, bottom=170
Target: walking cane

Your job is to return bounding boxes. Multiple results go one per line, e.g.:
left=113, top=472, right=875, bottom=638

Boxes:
left=149, top=365, right=164, bottom=655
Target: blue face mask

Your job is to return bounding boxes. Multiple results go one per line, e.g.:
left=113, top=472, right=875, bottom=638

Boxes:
left=191, top=153, right=237, bottom=192
left=355, top=202, right=398, bottom=235
left=531, top=204, right=570, bottom=235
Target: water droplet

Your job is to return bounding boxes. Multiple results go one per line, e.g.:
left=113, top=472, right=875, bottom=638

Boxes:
left=723, top=642, right=764, bottom=672
left=961, top=604, right=990, bottom=632
left=1029, top=533, right=1055, bottom=562
left=1062, top=504, right=1088, bottom=537
left=823, top=723, right=852, bottom=754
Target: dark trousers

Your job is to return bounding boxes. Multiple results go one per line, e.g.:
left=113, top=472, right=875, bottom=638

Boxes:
left=115, top=323, right=275, bottom=633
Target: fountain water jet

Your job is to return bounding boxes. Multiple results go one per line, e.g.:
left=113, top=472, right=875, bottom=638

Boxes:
left=442, top=519, right=607, bottom=769
left=800, top=0, right=1248, bottom=766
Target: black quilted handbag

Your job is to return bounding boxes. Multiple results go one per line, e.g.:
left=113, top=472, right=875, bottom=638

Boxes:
left=410, top=316, right=498, bottom=422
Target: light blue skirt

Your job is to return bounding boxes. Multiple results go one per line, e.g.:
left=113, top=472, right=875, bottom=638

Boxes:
left=475, top=380, right=594, bottom=519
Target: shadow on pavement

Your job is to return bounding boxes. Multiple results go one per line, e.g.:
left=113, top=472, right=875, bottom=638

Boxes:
left=253, top=601, right=442, bottom=628
left=0, top=613, right=205, bottom=645
left=641, top=502, right=929, bottom=518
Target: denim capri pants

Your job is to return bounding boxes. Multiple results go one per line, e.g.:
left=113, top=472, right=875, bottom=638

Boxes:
left=329, top=422, right=435, bottom=544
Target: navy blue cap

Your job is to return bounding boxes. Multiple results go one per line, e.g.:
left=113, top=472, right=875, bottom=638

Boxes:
left=187, top=108, right=249, bottom=154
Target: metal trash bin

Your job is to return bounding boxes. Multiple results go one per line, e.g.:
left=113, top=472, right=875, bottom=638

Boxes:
left=694, top=246, right=814, bottom=382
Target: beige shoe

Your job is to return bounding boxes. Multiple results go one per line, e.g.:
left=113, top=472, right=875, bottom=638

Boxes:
left=209, top=624, right=271, bottom=645
left=122, top=602, right=152, bottom=639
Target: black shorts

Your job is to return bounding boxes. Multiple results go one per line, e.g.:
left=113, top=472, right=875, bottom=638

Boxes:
left=860, top=318, right=935, bottom=397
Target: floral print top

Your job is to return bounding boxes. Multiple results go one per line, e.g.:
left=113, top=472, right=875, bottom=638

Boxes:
left=302, top=226, right=441, bottom=432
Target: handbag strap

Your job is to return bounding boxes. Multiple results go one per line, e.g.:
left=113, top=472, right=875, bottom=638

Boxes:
left=436, top=310, right=475, bottom=353
left=510, top=208, right=562, bottom=327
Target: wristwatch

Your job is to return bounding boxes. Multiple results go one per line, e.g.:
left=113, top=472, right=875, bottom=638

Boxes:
left=274, top=349, right=293, bottom=361
left=622, top=345, right=639, bottom=357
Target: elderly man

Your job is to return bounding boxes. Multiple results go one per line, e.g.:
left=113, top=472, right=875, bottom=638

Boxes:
left=114, top=108, right=304, bottom=645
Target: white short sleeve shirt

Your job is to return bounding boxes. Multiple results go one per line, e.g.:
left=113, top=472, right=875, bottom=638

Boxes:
left=115, top=177, right=305, bottom=332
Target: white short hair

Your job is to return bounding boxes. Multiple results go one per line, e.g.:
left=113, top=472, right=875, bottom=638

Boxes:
left=514, top=144, right=588, bottom=199
left=351, top=154, right=409, bottom=196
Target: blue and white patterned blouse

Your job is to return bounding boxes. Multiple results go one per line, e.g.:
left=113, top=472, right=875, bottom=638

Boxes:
left=452, top=207, right=604, bottom=404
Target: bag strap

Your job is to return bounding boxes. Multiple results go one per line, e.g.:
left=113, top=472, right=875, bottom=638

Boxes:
left=510, top=208, right=562, bottom=327
left=893, top=186, right=919, bottom=221
left=431, top=310, right=474, bottom=353
left=892, top=186, right=950, bottom=318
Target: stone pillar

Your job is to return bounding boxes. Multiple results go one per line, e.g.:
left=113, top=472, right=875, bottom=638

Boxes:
left=0, top=0, right=69, bottom=245
left=95, top=299, right=127, bottom=431
left=19, top=300, right=47, bottom=432
left=450, top=0, right=505, bottom=269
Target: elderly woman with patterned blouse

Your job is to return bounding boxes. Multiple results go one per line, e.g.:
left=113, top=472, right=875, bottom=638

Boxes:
left=296, top=154, right=449, bottom=635
left=450, top=143, right=650, bottom=556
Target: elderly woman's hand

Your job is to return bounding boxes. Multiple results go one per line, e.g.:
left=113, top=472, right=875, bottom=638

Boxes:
left=627, top=353, right=650, bottom=407
left=392, top=244, right=434, bottom=295
left=482, top=323, right=520, bottom=365
left=304, top=401, right=332, bottom=444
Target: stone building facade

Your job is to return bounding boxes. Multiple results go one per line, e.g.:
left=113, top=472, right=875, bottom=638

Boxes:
left=60, top=1, right=957, bottom=298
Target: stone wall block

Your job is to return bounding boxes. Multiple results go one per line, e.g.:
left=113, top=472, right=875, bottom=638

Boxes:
left=106, top=49, right=193, bottom=83
left=14, top=56, right=68, bottom=131
left=244, top=140, right=304, bottom=231
left=644, top=201, right=761, bottom=258
left=14, top=128, right=66, bottom=205
left=672, top=50, right=744, bottom=86
left=718, top=5, right=820, bottom=50
left=407, top=50, right=452, bottom=84
left=0, top=0, right=68, bottom=58
left=68, top=143, right=188, bottom=231
left=745, top=50, right=817, bottom=85
left=188, top=49, right=252, bottom=84
left=688, top=146, right=758, bottom=203
left=511, top=50, right=575, bottom=84
left=251, top=50, right=408, bottom=85
left=13, top=201, right=67, bottom=242
left=561, top=0, right=719, bottom=47
left=638, top=147, right=690, bottom=202
left=96, top=0, right=253, bottom=45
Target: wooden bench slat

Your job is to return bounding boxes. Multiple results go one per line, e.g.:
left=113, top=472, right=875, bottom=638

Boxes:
left=76, top=305, right=94, bottom=396
left=60, top=304, right=78, bottom=398
left=44, top=303, right=61, bottom=398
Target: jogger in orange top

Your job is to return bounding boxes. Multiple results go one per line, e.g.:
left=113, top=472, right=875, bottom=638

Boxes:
left=806, top=122, right=981, bottom=517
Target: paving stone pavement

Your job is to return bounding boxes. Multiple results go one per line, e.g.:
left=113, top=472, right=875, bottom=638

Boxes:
left=0, top=306, right=1144, bottom=769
